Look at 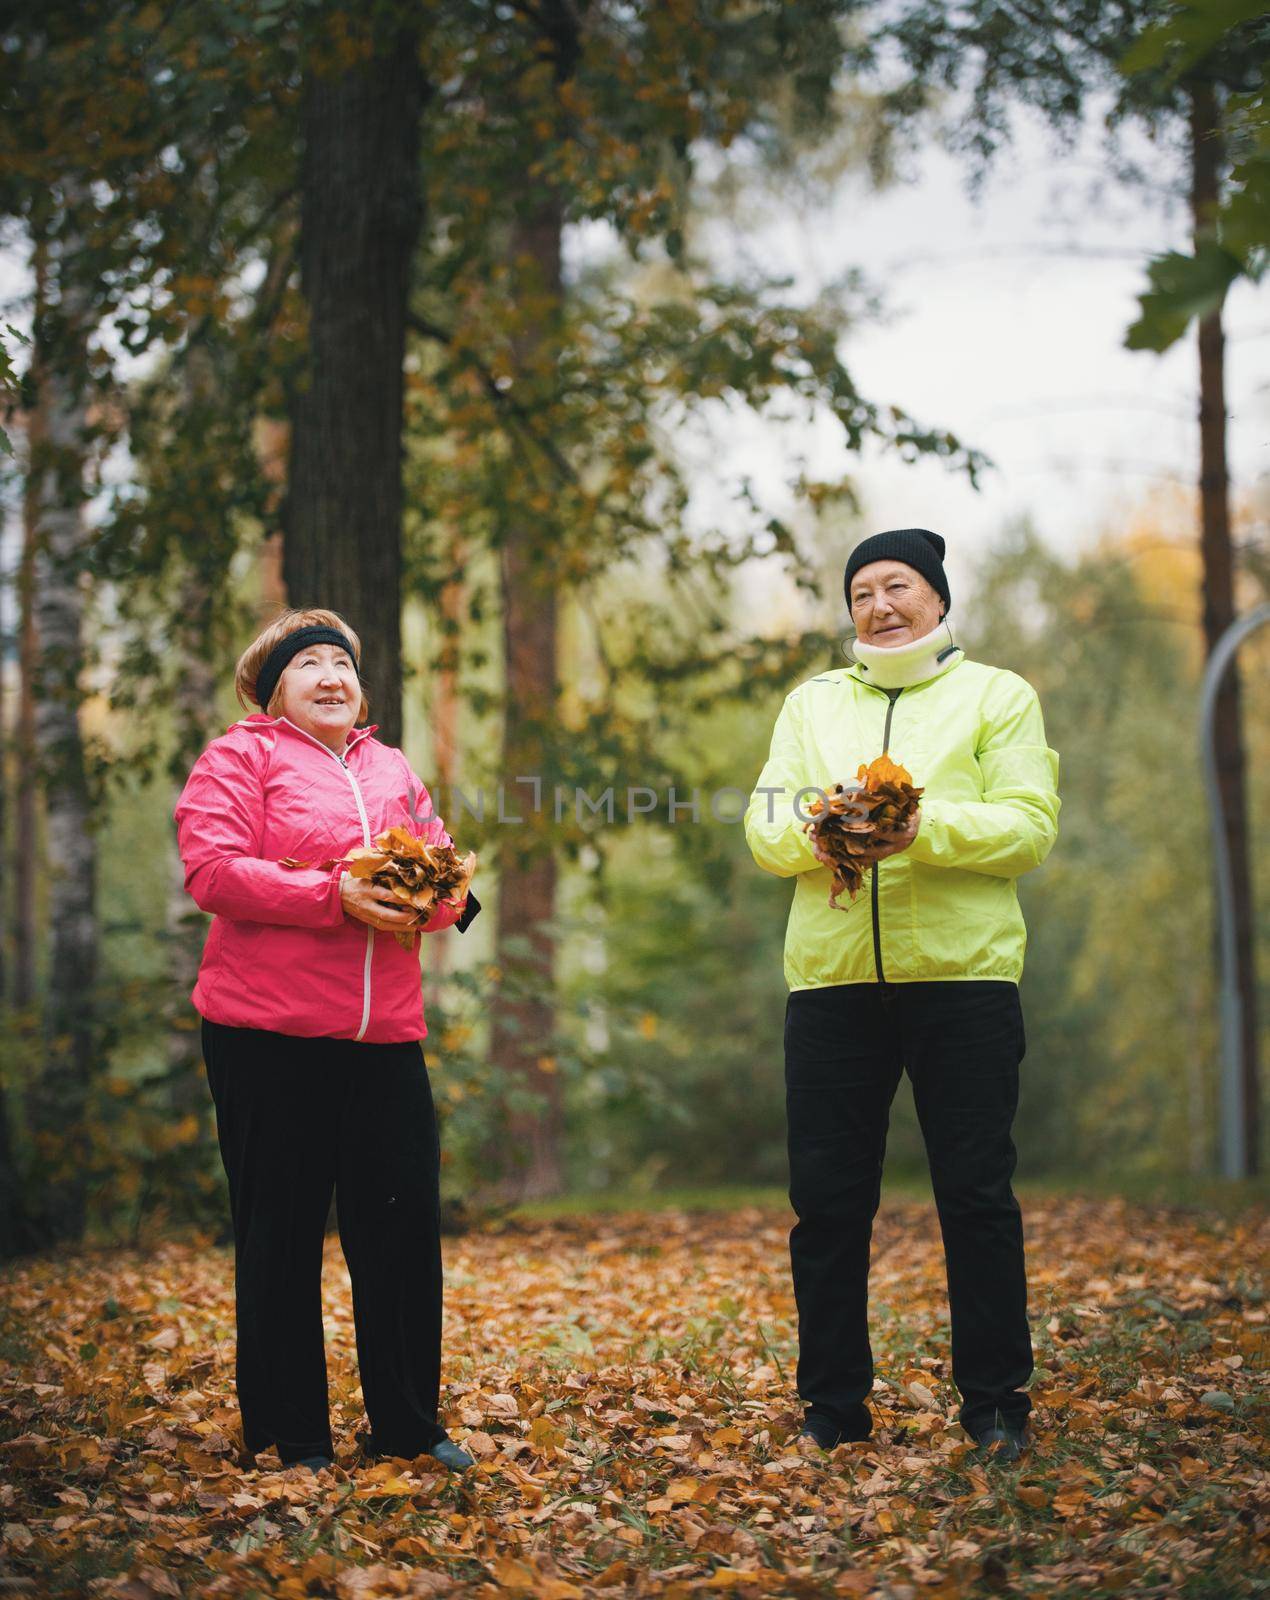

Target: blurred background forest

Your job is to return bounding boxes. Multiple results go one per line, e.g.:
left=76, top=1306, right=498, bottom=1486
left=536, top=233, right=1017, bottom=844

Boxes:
left=0, top=0, right=1266, bottom=1253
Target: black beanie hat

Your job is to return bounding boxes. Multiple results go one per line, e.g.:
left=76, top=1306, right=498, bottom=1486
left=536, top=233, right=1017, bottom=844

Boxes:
left=843, top=528, right=950, bottom=616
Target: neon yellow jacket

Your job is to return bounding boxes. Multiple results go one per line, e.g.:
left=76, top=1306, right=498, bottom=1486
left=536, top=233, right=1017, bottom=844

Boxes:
left=744, top=656, right=1060, bottom=988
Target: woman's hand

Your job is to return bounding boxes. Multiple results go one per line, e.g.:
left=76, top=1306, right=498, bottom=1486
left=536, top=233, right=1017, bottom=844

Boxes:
left=809, top=782, right=863, bottom=870
left=809, top=803, right=921, bottom=869
left=339, top=872, right=425, bottom=933
left=866, top=807, right=921, bottom=862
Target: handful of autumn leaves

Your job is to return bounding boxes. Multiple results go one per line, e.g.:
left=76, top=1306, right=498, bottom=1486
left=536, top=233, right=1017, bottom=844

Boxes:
left=282, top=826, right=477, bottom=949
left=345, top=827, right=477, bottom=948
left=804, top=754, right=924, bottom=910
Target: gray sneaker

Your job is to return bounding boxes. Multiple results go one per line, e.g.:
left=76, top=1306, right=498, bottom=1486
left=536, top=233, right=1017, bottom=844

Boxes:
left=355, top=1429, right=474, bottom=1472
left=427, top=1438, right=475, bottom=1472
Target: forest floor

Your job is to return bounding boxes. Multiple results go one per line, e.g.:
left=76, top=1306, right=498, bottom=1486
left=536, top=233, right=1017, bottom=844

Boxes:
left=0, top=1194, right=1266, bottom=1599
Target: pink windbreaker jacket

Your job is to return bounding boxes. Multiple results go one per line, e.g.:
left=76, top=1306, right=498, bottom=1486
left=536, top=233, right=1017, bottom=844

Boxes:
left=174, top=714, right=469, bottom=1044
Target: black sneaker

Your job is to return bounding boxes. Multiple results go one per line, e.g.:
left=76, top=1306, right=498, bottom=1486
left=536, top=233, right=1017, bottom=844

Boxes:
left=797, top=1405, right=872, bottom=1450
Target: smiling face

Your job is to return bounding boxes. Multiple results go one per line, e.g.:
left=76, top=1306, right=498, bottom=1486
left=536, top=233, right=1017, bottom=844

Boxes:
left=274, top=642, right=361, bottom=752
left=849, top=559, right=945, bottom=648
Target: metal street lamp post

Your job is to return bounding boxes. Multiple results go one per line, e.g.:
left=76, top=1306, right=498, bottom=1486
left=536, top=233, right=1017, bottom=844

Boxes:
left=1199, top=603, right=1270, bottom=1180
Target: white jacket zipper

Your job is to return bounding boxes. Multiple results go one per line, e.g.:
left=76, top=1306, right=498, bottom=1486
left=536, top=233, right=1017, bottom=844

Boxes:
left=278, top=719, right=376, bottom=1041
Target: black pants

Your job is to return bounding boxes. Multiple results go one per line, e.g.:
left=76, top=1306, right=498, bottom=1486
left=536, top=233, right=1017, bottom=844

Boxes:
left=785, top=981, right=1032, bottom=1436
left=202, top=1019, right=446, bottom=1463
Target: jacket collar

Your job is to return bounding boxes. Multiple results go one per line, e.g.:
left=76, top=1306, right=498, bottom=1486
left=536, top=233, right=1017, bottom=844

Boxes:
left=847, top=623, right=964, bottom=691
left=232, top=713, right=379, bottom=758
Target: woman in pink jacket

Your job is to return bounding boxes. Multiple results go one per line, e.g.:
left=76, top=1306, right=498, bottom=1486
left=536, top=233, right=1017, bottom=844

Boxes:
left=175, top=608, right=479, bottom=1474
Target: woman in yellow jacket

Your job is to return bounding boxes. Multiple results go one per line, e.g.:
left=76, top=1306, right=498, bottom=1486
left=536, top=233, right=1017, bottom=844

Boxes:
left=744, top=528, right=1060, bottom=1464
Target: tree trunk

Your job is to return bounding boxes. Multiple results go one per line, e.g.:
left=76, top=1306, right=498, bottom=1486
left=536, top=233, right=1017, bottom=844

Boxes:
left=1191, top=80, right=1259, bottom=1176
left=429, top=533, right=466, bottom=979
left=486, top=1, right=585, bottom=1201
left=165, top=622, right=216, bottom=1119
left=15, top=436, right=40, bottom=1008
left=256, top=418, right=289, bottom=617
left=0, top=242, right=46, bottom=1257
left=28, top=217, right=97, bottom=1245
left=0, top=544, right=6, bottom=1010
left=284, top=9, right=424, bottom=749
left=164, top=352, right=221, bottom=1124
left=14, top=243, right=45, bottom=1012
left=488, top=199, right=567, bottom=1200
left=0, top=1065, right=22, bottom=1258
left=433, top=539, right=465, bottom=795
left=0, top=587, right=16, bottom=1248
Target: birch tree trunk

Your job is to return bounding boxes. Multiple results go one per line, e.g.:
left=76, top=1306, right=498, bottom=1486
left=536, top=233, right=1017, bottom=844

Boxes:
left=164, top=614, right=215, bottom=1119
left=0, top=570, right=6, bottom=1011
left=14, top=242, right=45, bottom=1012
left=0, top=566, right=15, bottom=1248
left=164, top=352, right=221, bottom=1123
left=0, top=243, right=46, bottom=1256
left=28, top=218, right=97, bottom=1245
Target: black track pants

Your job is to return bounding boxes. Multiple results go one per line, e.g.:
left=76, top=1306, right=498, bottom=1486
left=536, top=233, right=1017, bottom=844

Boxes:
left=784, top=981, right=1033, bottom=1436
left=202, top=1019, right=446, bottom=1463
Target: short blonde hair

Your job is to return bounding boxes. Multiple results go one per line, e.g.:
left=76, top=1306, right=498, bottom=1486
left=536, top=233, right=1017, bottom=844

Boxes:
left=234, top=607, right=371, bottom=722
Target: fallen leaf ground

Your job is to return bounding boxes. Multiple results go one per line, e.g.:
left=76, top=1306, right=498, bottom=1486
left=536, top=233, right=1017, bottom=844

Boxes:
left=1, top=1196, right=1266, bottom=1599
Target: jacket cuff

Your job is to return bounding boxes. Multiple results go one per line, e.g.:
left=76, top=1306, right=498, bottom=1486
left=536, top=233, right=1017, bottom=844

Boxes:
left=326, top=865, right=349, bottom=925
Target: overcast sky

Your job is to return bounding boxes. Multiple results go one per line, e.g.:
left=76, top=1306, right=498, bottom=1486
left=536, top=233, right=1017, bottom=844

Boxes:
left=660, top=109, right=1268, bottom=615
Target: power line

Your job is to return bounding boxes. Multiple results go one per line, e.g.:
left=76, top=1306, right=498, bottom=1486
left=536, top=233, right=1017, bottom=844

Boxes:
left=977, top=394, right=1194, bottom=424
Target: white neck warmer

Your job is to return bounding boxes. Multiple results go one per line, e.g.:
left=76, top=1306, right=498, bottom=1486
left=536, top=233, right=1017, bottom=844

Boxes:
left=850, top=621, right=963, bottom=689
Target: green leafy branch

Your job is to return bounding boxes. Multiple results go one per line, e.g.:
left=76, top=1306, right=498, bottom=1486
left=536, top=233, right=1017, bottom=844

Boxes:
left=1121, top=0, right=1269, bottom=350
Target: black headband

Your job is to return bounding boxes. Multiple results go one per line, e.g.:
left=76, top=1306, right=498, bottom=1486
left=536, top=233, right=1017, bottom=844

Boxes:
left=255, top=626, right=360, bottom=711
